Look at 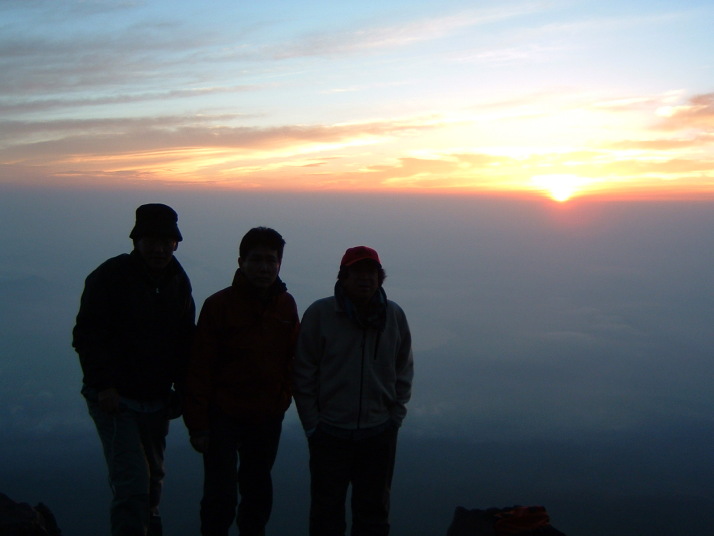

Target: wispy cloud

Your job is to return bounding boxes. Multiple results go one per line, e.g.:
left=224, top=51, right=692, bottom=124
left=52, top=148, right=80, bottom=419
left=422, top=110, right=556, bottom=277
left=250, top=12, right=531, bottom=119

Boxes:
left=592, top=90, right=685, bottom=112
left=2, top=89, right=713, bottom=197
left=0, top=115, right=449, bottom=189
left=0, top=1, right=711, bottom=199
left=656, top=93, right=714, bottom=130
left=0, top=4, right=260, bottom=99
left=0, top=86, right=262, bottom=115
left=449, top=43, right=565, bottom=66
left=606, top=137, right=711, bottom=151
left=0, top=116, right=441, bottom=158
left=0, top=1, right=548, bottom=102
left=267, top=3, right=549, bottom=59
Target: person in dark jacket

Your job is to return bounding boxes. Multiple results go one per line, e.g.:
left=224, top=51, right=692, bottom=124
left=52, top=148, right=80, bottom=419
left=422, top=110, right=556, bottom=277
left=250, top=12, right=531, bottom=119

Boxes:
left=72, top=203, right=195, bottom=536
left=183, top=227, right=299, bottom=536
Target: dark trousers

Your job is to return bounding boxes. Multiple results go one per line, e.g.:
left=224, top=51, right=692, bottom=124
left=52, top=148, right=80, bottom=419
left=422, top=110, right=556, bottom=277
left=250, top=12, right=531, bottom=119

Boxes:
left=308, top=425, right=398, bottom=536
left=200, top=412, right=283, bottom=536
left=87, top=399, right=168, bottom=536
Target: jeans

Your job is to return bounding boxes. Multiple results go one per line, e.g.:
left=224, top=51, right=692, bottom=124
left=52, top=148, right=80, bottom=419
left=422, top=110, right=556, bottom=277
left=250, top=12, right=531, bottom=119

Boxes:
left=87, top=399, right=169, bottom=536
left=308, top=424, right=398, bottom=536
left=200, top=411, right=283, bottom=536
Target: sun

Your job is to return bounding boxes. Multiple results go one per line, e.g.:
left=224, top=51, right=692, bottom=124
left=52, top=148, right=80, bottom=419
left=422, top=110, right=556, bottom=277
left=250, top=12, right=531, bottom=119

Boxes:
left=530, top=174, right=590, bottom=202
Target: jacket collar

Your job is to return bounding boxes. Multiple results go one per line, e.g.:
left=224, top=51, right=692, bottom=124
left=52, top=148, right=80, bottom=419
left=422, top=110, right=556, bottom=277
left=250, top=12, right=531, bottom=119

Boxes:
left=129, top=249, right=181, bottom=283
left=232, top=268, right=287, bottom=301
left=334, top=281, right=387, bottom=330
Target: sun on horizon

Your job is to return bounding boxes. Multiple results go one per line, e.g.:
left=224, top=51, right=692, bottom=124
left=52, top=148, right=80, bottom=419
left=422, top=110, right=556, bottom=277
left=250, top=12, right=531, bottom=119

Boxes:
left=529, top=174, right=594, bottom=203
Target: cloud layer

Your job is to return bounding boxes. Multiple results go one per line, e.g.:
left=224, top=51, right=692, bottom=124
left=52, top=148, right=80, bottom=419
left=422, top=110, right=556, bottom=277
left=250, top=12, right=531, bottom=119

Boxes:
left=0, top=1, right=712, bottom=198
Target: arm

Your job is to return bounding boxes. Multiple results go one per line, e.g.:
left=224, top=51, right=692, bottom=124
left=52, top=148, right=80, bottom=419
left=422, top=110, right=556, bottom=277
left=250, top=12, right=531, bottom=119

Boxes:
left=72, top=264, right=120, bottom=400
left=293, top=303, right=323, bottom=433
left=284, top=295, right=300, bottom=398
left=182, top=297, right=219, bottom=442
left=173, top=277, right=196, bottom=394
left=391, top=305, right=414, bottom=425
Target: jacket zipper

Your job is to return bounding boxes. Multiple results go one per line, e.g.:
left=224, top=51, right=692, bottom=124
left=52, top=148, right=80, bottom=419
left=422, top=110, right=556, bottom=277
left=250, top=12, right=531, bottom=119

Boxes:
left=357, top=328, right=366, bottom=430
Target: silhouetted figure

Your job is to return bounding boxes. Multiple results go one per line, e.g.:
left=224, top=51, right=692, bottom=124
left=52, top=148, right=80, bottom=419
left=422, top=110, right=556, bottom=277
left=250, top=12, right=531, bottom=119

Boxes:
left=294, top=246, right=414, bottom=536
left=183, top=227, right=299, bottom=536
left=72, top=203, right=195, bottom=536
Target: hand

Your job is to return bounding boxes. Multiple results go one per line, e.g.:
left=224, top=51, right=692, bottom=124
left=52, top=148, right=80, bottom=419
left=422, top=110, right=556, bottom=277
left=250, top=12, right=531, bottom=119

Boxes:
left=190, top=435, right=210, bottom=454
left=98, top=388, right=120, bottom=414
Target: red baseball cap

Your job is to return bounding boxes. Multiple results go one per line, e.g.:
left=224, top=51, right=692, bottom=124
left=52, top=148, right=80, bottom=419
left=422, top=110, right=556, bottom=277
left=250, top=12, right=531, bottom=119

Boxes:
left=340, top=246, right=382, bottom=267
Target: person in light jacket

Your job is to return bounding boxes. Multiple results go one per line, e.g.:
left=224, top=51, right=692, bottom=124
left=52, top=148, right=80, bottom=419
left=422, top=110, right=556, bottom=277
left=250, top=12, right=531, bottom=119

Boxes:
left=294, top=246, right=414, bottom=536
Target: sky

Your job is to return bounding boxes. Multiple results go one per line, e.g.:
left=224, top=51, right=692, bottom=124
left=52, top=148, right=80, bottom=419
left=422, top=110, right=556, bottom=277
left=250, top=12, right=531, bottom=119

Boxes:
left=1, top=0, right=713, bottom=200
left=1, top=1, right=714, bottom=535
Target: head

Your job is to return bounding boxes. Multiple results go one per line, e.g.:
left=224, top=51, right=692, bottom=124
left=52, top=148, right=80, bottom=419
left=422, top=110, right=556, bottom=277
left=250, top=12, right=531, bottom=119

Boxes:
left=130, top=203, right=182, bottom=274
left=337, top=246, right=386, bottom=305
left=238, top=227, right=285, bottom=290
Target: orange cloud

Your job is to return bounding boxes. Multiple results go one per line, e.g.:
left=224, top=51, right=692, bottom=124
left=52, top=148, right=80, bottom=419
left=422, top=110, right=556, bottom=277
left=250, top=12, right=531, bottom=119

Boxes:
left=0, top=117, right=442, bottom=165
left=3, top=82, right=713, bottom=202
left=657, top=93, right=714, bottom=130
left=606, top=138, right=708, bottom=151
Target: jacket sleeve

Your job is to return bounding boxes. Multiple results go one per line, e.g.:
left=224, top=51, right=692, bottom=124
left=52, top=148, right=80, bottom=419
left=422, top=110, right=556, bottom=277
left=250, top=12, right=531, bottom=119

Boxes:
left=72, top=264, right=119, bottom=392
left=284, top=295, right=300, bottom=396
left=391, top=304, right=414, bottom=425
left=293, top=302, right=323, bottom=431
left=183, top=297, right=219, bottom=435
left=173, top=281, right=196, bottom=393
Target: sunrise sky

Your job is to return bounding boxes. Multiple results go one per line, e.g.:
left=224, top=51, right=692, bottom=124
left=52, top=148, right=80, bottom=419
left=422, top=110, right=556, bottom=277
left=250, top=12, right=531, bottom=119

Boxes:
left=3, top=3, right=714, bottom=533
left=2, top=0, right=713, bottom=201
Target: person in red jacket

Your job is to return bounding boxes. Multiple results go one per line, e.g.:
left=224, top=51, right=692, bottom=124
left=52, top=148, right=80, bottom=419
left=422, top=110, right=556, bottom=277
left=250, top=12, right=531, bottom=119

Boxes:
left=183, top=227, right=299, bottom=536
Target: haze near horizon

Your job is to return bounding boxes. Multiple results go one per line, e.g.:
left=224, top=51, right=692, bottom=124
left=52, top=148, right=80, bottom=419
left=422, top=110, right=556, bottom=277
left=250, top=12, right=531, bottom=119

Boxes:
left=0, top=187, right=713, bottom=535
